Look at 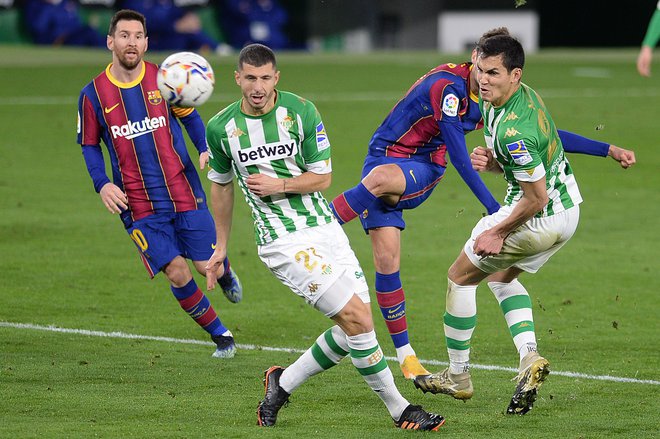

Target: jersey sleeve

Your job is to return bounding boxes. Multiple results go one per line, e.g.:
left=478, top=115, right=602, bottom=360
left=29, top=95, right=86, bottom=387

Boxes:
left=504, top=135, right=546, bottom=183
left=175, top=107, right=207, bottom=154
left=300, top=102, right=332, bottom=174
left=77, top=91, right=101, bottom=146
left=431, top=78, right=464, bottom=124
left=206, top=118, right=234, bottom=184
left=642, top=4, right=660, bottom=48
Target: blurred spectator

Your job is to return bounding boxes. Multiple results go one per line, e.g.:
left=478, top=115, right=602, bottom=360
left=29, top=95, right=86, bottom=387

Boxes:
left=119, top=0, right=232, bottom=54
left=23, top=0, right=106, bottom=47
left=637, top=0, right=660, bottom=76
left=219, top=0, right=288, bottom=49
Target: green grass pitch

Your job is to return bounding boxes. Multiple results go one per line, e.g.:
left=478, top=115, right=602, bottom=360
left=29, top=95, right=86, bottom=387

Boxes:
left=0, top=46, right=658, bottom=438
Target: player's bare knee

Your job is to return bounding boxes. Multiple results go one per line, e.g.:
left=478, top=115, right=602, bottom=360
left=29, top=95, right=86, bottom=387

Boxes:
left=164, top=257, right=193, bottom=287
left=363, top=165, right=400, bottom=196
left=333, top=296, right=373, bottom=336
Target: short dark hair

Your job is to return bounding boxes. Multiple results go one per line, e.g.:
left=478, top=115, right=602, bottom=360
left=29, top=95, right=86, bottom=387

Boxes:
left=478, top=34, right=525, bottom=72
left=237, top=44, right=277, bottom=70
left=108, top=9, right=147, bottom=37
left=476, top=27, right=510, bottom=50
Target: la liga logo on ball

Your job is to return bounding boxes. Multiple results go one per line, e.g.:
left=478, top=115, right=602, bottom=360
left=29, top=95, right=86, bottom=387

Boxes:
left=157, top=52, right=215, bottom=108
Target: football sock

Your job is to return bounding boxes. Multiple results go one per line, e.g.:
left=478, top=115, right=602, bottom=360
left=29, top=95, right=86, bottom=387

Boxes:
left=347, top=330, right=409, bottom=420
left=444, top=279, right=477, bottom=374
left=328, top=182, right=377, bottom=224
left=488, top=280, right=537, bottom=360
left=279, top=325, right=348, bottom=393
left=375, top=271, right=411, bottom=361
left=171, top=278, right=227, bottom=337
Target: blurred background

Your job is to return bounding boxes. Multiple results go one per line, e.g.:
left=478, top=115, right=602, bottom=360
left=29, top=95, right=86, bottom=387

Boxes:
left=0, top=0, right=655, bottom=53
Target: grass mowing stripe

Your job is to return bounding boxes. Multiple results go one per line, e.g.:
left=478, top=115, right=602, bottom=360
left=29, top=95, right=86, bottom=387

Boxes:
left=3, top=320, right=658, bottom=386
left=2, top=87, right=660, bottom=106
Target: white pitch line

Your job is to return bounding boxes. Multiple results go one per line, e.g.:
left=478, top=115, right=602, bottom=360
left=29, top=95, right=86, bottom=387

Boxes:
left=2, top=321, right=658, bottom=386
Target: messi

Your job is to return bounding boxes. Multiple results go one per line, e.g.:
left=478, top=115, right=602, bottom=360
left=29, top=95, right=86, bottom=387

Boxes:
left=237, top=140, right=298, bottom=165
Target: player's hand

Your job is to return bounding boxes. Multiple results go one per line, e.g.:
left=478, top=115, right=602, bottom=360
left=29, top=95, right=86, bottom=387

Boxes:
left=205, top=249, right=227, bottom=291
left=246, top=173, right=285, bottom=198
left=637, top=46, right=653, bottom=77
left=471, top=146, right=496, bottom=172
left=199, top=150, right=210, bottom=170
left=473, top=228, right=504, bottom=258
left=99, top=183, right=128, bottom=214
left=608, top=145, right=636, bottom=169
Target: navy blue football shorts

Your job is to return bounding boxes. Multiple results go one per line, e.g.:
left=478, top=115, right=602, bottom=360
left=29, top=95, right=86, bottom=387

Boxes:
left=125, top=209, right=216, bottom=278
left=358, top=155, right=446, bottom=231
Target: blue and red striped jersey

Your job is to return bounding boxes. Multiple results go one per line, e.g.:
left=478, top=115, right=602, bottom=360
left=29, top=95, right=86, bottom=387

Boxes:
left=368, top=62, right=482, bottom=167
left=77, top=61, right=206, bottom=222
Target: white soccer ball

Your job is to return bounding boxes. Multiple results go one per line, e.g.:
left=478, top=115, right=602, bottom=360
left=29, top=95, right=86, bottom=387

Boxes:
left=157, top=51, right=215, bottom=107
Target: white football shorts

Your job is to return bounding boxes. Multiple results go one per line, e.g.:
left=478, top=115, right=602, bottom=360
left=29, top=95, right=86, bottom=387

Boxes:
left=464, top=204, right=580, bottom=274
left=257, top=221, right=370, bottom=316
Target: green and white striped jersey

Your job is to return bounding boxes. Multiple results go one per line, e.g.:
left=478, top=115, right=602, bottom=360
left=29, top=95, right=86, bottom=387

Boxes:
left=207, top=90, right=334, bottom=245
left=481, top=83, right=582, bottom=217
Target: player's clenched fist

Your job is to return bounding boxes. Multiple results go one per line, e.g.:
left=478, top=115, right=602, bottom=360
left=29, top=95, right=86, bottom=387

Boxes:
left=470, top=146, right=497, bottom=172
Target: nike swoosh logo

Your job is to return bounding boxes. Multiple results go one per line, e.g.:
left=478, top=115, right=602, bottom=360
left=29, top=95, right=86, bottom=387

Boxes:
left=124, top=128, right=157, bottom=140
left=409, top=169, right=417, bottom=184
left=388, top=305, right=403, bottom=315
left=104, top=103, right=120, bottom=113
left=211, top=243, right=216, bottom=249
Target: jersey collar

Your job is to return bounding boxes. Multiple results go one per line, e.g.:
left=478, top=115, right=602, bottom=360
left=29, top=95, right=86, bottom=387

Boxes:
left=105, top=61, right=146, bottom=89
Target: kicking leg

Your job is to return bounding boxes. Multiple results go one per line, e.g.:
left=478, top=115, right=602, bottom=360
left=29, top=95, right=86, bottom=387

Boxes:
left=329, top=164, right=405, bottom=224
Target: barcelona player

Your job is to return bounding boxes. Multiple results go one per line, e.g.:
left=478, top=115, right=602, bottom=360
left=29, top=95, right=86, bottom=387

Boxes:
left=329, top=27, right=635, bottom=381
left=76, top=9, right=242, bottom=358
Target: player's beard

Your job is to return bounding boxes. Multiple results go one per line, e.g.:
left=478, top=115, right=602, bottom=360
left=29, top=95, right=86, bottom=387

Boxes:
left=117, top=50, right=142, bottom=71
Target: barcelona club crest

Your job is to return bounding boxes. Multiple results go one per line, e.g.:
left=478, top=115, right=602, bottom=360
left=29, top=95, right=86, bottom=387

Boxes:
left=148, top=90, right=163, bottom=105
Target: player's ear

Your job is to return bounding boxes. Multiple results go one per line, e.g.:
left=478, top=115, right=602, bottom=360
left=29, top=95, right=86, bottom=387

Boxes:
left=470, top=48, right=478, bottom=64
left=106, top=35, right=113, bottom=51
left=273, top=70, right=280, bottom=86
left=512, top=67, right=522, bottom=84
left=144, top=36, right=148, bottom=52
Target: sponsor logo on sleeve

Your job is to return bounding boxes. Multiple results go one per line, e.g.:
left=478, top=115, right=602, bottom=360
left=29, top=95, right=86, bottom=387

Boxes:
left=316, top=122, right=330, bottom=151
left=442, top=93, right=459, bottom=117
left=506, top=140, right=533, bottom=166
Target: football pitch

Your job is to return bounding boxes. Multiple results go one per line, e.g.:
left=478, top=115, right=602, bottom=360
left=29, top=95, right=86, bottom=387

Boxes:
left=0, top=46, right=658, bottom=438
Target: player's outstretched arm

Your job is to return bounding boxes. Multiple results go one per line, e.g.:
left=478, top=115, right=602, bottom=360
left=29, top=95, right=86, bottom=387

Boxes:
left=557, top=130, right=636, bottom=169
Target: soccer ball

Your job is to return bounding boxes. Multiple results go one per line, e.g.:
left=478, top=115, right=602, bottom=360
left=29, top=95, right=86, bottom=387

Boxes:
left=157, top=52, right=215, bottom=107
